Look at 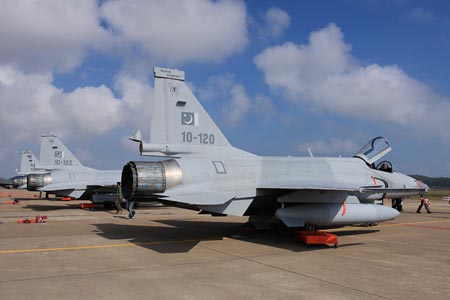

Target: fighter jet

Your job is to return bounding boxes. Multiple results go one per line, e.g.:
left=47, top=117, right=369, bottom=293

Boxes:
left=122, top=67, right=429, bottom=231
left=10, top=141, right=71, bottom=189
left=9, top=150, right=42, bottom=188
left=25, top=133, right=121, bottom=200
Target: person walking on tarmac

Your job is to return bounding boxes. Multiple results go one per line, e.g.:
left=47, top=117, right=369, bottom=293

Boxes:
left=126, top=197, right=136, bottom=219
left=115, top=182, right=123, bottom=214
left=391, top=198, right=403, bottom=212
left=417, top=195, right=431, bottom=214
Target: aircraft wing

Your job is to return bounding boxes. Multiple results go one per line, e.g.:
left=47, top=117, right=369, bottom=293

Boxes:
left=39, top=182, right=88, bottom=199
left=259, top=185, right=425, bottom=194
left=38, top=183, right=85, bottom=199
left=360, top=187, right=426, bottom=194
left=258, top=181, right=382, bottom=192
left=157, top=190, right=254, bottom=216
left=161, top=189, right=254, bottom=206
left=87, top=180, right=117, bottom=188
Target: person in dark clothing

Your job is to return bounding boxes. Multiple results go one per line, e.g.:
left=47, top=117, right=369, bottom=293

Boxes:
left=417, top=196, right=431, bottom=213
left=115, top=182, right=123, bottom=214
left=391, top=198, right=403, bottom=212
left=126, top=199, right=135, bottom=219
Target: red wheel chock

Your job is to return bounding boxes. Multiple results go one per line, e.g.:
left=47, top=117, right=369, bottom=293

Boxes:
left=297, top=231, right=338, bottom=248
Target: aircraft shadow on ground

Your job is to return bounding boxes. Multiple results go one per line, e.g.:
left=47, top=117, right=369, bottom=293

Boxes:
left=20, top=201, right=169, bottom=212
left=12, top=197, right=45, bottom=201
left=12, top=197, right=78, bottom=202
left=94, top=219, right=375, bottom=254
left=23, top=204, right=82, bottom=211
left=94, top=219, right=249, bottom=253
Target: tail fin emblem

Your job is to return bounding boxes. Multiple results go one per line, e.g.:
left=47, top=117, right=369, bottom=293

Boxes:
left=181, top=112, right=198, bottom=126
left=169, top=83, right=180, bottom=96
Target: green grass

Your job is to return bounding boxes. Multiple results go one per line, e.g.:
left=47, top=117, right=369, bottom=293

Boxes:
left=425, top=189, right=450, bottom=201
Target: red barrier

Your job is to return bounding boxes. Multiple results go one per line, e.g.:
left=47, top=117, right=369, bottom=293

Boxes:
left=79, top=203, right=95, bottom=209
left=297, top=231, right=338, bottom=248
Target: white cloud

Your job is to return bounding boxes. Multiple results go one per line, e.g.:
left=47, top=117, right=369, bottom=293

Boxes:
left=198, top=74, right=251, bottom=126
left=0, top=1, right=249, bottom=73
left=101, top=0, right=248, bottom=64
left=0, top=0, right=249, bottom=146
left=54, top=85, right=123, bottom=136
left=261, top=7, right=291, bottom=38
left=198, top=74, right=286, bottom=126
left=221, top=84, right=251, bottom=126
left=198, top=74, right=235, bottom=101
left=114, top=73, right=154, bottom=132
left=0, top=0, right=112, bottom=72
left=0, top=65, right=156, bottom=145
left=254, top=23, right=450, bottom=143
left=296, top=138, right=359, bottom=156
left=120, top=135, right=140, bottom=153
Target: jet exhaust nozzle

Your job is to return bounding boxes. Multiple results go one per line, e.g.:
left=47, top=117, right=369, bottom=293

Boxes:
left=27, top=173, right=52, bottom=191
left=121, top=160, right=182, bottom=200
left=12, top=176, right=28, bottom=188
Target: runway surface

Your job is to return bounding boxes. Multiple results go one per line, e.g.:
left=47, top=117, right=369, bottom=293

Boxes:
left=1, top=189, right=449, bottom=300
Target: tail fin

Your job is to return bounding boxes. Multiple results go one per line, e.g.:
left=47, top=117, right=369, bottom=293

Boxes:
left=17, top=150, right=39, bottom=175
left=143, top=67, right=231, bottom=155
left=38, top=133, right=83, bottom=168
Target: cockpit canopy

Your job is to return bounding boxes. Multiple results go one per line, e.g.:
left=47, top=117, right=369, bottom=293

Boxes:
left=376, top=160, right=393, bottom=173
left=354, top=136, right=392, bottom=166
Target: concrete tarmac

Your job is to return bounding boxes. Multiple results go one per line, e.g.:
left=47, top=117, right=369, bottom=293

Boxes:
left=0, top=189, right=449, bottom=300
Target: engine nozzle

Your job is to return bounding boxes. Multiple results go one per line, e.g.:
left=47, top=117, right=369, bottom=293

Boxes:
left=121, top=160, right=182, bottom=200
left=27, top=173, right=52, bottom=191
left=12, top=176, right=28, bottom=188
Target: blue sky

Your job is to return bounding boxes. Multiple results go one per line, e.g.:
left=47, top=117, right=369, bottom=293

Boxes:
left=1, top=0, right=449, bottom=177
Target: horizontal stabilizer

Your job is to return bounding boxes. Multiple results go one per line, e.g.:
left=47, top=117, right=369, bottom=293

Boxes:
left=130, top=129, right=143, bottom=142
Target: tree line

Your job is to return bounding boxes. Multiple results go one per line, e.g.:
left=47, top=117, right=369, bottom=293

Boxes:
left=410, top=175, right=450, bottom=189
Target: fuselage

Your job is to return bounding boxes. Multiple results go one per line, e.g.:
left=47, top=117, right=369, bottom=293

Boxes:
left=27, top=167, right=121, bottom=199
left=123, top=147, right=425, bottom=229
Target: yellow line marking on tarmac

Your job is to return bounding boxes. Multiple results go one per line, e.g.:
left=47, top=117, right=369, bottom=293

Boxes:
left=0, top=239, right=204, bottom=255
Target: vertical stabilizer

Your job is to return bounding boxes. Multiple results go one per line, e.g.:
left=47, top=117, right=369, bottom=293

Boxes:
left=150, top=67, right=231, bottom=149
left=38, top=133, right=83, bottom=168
left=17, top=150, right=39, bottom=175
